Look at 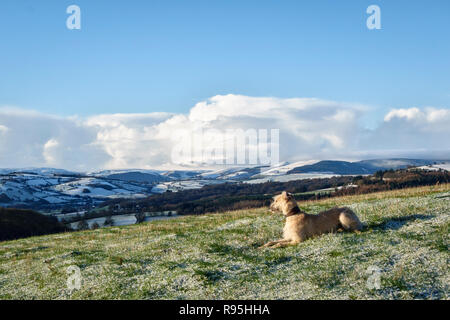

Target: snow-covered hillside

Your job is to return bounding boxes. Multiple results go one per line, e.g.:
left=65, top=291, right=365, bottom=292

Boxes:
left=257, top=160, right=320, bottom=176
left=415, top=162, right=450, bottom=172
left=0, top=172, right=152, bottom=210
left=1, top=158, right=448, bottom=210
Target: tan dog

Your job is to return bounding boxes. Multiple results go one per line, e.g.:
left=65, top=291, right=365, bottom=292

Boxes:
left=260, top=191, right=362, bottom=248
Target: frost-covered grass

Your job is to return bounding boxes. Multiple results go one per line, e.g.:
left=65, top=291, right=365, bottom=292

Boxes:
left=0, top=185, right=449, bottom=300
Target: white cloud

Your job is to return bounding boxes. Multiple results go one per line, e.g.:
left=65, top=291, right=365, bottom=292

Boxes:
left=43, top=138, right=59, bottom=165
left=424, top=108, right=450, bottom=124
left=384, top=107, right=422, bottom=122
left=0, top=107, right=108, bottom=170
left=362, top=106, right=450, bottom=152
left=0, top=96, right=449, bottom=171
left=384, top=107, right=450, bottom=125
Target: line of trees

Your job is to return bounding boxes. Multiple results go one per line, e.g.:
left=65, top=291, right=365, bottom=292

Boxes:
left=0, top=208, right=69, bottom=241
left=100, top=169, right=450, bottom=216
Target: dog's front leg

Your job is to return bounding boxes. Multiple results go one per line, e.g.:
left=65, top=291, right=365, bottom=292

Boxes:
left=259, top=239, right=289, bottom=249
left=271, top=240, right=300, bottom=248
left=259, top=239, right=290, bottom=249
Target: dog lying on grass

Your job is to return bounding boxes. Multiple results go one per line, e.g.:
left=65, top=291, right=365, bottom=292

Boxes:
left=260, top=191, right=363, bottom=248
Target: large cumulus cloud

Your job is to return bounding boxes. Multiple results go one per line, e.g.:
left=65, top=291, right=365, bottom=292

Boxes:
left=0, top=107, right=108, bottom=170
left=0, top=96, right=448, bottom=171
left=360, top=107, right=450, bottom=153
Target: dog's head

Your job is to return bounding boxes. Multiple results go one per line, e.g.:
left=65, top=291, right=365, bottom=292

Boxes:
left=270, top=191, right=295, bottom=215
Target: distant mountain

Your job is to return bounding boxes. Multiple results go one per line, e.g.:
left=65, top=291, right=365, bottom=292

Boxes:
left=161, top=170, right=205, bottom=180
left=0, top=167, right=80, bottom=176
left=106, top=171, right=171, bottom=184
left=287, top=159, right=439, bottom=175
left=357, top=159, right=437, bottom=171
left=90, top=169, right=162, bottom=177
left=200, top=166, right=269, bottom=180
left=258, top=160, right=319, bottom=176
left=287, top=160, right=372, bottom=175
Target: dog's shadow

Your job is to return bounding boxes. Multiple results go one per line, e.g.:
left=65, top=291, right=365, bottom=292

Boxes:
left=368, top=214, right=434, bottom=231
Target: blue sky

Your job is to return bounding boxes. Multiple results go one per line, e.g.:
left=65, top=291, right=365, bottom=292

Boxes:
left=0, top=1, right=450, bottom=170
left=1, top=0, right=449, bottom=121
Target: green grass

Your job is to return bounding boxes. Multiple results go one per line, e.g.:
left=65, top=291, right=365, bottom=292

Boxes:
left=0, top=185, right=449, bottom=300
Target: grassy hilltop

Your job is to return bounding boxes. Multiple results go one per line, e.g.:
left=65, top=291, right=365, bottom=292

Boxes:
left=0, top=185, right=449, bottom=299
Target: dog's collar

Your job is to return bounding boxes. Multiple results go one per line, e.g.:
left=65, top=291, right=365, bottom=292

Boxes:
left=286, top=206, right=302, bottom=217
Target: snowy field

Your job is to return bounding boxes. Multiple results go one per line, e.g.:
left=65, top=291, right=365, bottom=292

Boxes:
left=67, top=213, right=180, bottom=230
left=151, top=179, right=226, bottom=193
left=416, top=162, right=450, bottom=172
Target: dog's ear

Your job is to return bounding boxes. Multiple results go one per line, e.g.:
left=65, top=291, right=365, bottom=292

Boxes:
left=281, top=191, right=292, bottom=199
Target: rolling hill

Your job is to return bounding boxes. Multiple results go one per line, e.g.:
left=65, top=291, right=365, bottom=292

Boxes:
left=0, top=184, right=448, bottom=299
left=287, top=159, right=438, bottom=175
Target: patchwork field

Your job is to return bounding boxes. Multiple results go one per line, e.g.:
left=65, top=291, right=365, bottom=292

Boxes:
left=0, top=185, right=448, bottom=299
